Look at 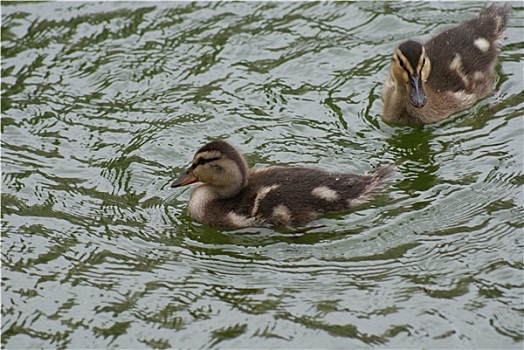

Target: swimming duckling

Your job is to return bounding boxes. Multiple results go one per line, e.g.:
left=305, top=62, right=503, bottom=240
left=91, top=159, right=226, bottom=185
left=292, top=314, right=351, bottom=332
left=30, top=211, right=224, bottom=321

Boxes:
left=171, top=140, right=394, bottom=227
left=382, top=3, right=511, bottom=124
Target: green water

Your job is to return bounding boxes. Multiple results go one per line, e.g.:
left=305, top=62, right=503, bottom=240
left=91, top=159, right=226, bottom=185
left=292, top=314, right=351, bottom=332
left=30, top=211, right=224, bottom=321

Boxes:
left=2, top=1, right=523, bottom=348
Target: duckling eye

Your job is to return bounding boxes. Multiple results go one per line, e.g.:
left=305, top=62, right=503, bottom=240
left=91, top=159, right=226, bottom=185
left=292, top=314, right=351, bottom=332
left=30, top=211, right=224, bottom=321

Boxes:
left=398, top=59, right=404, bottom=68
left=191, top=157, right=208, bottom=169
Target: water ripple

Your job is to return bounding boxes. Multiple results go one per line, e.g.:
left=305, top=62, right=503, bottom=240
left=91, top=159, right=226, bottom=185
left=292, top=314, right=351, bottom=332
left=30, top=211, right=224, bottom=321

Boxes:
left=2, top=1, right=523, bottom=349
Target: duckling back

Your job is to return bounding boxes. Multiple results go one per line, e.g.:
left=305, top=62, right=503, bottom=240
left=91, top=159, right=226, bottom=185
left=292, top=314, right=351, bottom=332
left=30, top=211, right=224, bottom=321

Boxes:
left=425, top=3, right=511, bottom=95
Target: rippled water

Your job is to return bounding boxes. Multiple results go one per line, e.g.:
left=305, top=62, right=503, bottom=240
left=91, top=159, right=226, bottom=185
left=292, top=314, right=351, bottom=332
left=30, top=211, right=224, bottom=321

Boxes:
left=2, top=1, right=523, bottom=349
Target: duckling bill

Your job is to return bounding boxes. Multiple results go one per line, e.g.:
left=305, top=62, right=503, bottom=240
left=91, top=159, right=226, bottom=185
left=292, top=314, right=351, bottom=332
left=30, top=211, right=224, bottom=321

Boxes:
left=382, top=3, right=511, bottom=124
left=171, top=140, right=394, bottom=227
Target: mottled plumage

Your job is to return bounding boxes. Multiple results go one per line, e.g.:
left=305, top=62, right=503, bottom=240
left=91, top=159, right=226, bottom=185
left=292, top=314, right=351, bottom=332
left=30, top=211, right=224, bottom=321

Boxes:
left=171, top=140, right=394, bottom=227
left=382, top=3, right=511, bottom=124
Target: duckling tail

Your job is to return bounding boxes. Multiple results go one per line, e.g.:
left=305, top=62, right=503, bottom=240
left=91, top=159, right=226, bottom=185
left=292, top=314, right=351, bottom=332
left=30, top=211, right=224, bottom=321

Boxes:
left=369, top=164, right=395, bottom=194
left=366, top=164, right=395, bottom=196
left=348, top=165, right=395, bottom=207
left=369, top=164, right=395, bottom=184
left=481, top=3, right=512, bottom=38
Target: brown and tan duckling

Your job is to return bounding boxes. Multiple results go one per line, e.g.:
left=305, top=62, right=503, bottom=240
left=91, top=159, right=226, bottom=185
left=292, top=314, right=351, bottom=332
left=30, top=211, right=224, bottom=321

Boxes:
left=171, top=140, right=394, bottom=227
left=382, top=3, right=511, bottom=124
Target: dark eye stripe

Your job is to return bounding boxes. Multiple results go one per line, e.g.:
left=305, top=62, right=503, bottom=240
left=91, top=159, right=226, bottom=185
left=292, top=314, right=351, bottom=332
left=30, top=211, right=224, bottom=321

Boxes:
left=192, top=156, right=220, bottom=168
left=397, top=56, right=412, bottom=75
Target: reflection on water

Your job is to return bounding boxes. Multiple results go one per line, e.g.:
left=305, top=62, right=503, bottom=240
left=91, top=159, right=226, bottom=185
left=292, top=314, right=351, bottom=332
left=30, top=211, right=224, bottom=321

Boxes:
left=2, top=1, right=523, bottom=349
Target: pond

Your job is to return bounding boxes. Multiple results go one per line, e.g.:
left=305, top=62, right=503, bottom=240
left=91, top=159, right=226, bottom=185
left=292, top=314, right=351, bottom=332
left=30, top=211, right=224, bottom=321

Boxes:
left=1, top=1, right=523, bottom=348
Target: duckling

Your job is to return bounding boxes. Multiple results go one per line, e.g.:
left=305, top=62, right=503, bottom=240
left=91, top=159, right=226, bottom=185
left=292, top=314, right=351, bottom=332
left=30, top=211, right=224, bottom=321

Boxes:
left=171, top=140, right=394, bottom=227
left=382, top=3, right=511, bottom=124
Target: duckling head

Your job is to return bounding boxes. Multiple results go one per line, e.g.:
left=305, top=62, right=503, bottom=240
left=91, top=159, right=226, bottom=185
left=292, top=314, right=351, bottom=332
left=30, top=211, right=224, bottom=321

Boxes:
left=171, top=140, right=248, bottom=199
left=391, top=40, right=431, bottom=108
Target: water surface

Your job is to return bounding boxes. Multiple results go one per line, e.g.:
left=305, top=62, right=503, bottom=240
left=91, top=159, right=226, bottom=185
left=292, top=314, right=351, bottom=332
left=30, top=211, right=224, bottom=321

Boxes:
left=2, top=1, right=523, bottom=348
